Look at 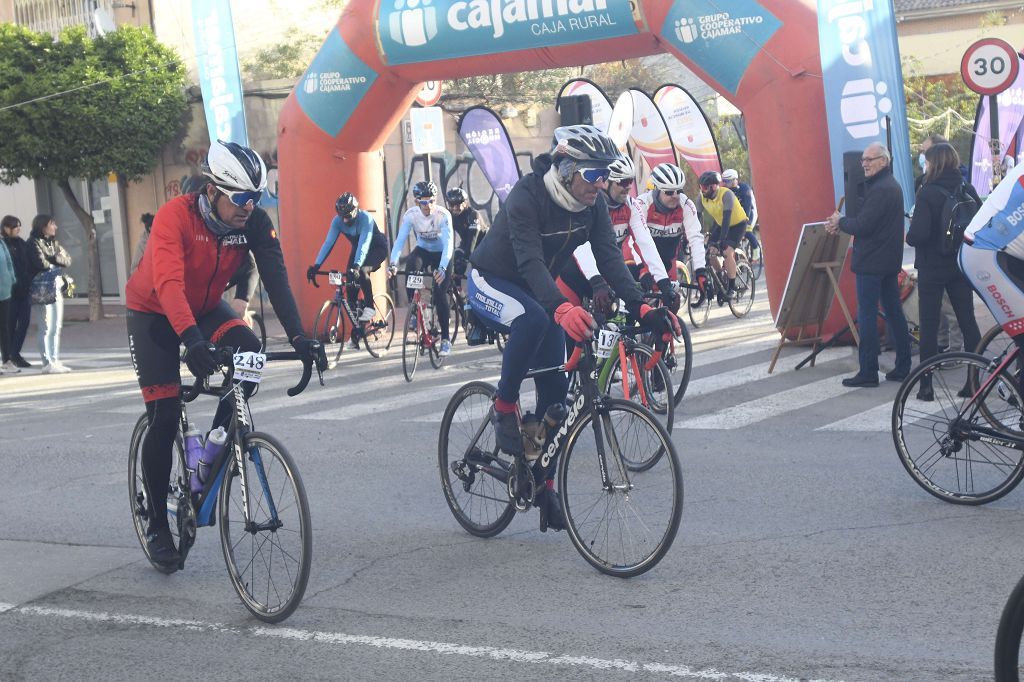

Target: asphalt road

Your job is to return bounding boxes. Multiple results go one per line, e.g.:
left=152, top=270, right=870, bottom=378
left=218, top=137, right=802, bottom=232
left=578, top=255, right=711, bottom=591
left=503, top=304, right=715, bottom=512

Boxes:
left=1, top=296, right=1020, bottom=681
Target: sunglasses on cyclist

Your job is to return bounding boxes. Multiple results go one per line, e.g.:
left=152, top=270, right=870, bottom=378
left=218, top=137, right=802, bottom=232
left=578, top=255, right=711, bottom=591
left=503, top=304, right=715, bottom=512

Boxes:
left=417, top=198, right=435, bottom=206
left=577, top=167, right=611, bottom=184
left=218, top=186, right=263, bottom=208
left=615, top=178, right=634, bottom=188
left=662, top=189, right=678, bottom=196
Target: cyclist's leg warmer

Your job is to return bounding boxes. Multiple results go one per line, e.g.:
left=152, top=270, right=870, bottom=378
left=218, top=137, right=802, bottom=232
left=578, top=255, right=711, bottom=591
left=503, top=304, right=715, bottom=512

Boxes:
left=532, top=320, right=570, bottom=418
left=141, top=396, right=180, bottom=530
left=432, top=261, right=452, bottom=340
left=960, top=243, right=1024, bottom=336
left=405, top=248, right=426, bottom=304
left=358, top=271, right=374, bottom=306
left=468, top=269, right=546, bottom=405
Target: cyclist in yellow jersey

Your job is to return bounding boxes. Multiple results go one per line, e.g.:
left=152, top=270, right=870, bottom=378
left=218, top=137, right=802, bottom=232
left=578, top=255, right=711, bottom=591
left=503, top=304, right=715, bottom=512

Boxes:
left=698, top=170, right=747, bottom=293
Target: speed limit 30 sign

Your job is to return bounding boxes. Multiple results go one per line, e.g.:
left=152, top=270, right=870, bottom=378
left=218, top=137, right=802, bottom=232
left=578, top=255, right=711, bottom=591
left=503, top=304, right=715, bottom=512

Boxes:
left=961, top=38, right=1020, bottom=96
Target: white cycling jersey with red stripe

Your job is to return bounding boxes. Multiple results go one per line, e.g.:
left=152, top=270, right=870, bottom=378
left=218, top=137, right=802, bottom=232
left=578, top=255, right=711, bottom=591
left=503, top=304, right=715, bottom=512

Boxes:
left=633, top=190, right=706, bottom=272
left=572, top=195, right=669, bottom=282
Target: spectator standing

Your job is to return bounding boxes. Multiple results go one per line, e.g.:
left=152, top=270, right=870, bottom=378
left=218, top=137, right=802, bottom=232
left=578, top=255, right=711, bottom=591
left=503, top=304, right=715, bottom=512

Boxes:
left=130, top=212, right=155, bottom=272
left=905, top=142, right=982, bottom=400
left=825, top=142, right=912, bottom=387
left=0, top=234, right=14, bottom=373
left=27, top=214, right=72, bottom=373
left=1, top=215, right=32, bottom=368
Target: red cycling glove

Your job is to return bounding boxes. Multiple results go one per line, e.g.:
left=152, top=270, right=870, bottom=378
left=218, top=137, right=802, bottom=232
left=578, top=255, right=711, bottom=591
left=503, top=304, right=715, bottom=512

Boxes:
left=554, top=302, right=597, bottom=342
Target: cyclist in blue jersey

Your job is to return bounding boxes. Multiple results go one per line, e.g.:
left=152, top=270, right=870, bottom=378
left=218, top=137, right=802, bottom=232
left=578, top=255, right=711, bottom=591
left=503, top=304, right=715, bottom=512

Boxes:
left=388, top=181, right=455, bottom=356
left=306, top=192, right=388, bottom=332
left=722, top=168, right=760, bottom=262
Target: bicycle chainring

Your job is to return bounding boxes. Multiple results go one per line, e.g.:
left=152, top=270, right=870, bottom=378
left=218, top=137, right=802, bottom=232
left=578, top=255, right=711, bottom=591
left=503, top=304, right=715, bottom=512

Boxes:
left=506, top=457, right=537, bottom=512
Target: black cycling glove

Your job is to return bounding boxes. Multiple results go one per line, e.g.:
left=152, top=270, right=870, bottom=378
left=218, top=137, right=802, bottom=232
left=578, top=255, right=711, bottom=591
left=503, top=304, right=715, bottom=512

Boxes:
left=306, top=265, right=319, bottom=284
left=639, top=272, right=655, bottom=292
left=588, top=276, right=614, bottom=315
left=656, top=277, right=678, bottom=311
left=291, top=335, right=327, bottom=372
left=180, top=325, right=217, bottom=379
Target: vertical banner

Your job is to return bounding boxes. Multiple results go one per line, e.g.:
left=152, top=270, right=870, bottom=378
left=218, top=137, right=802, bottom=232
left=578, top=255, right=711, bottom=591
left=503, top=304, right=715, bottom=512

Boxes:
left=457, top=106, right=521, bottom=204
left=817, top=0, right=915, bottom=215
left=192, top=0, right=248, bottom=146
left=556, top=78, right=615, bottom=133
left=628, top=88, right=677, bottom=170
left=653, top=83, right=722, bottom=177
left=970, top=53, right=1024, bottom=195
left=607, top=91, right=635, bottom=152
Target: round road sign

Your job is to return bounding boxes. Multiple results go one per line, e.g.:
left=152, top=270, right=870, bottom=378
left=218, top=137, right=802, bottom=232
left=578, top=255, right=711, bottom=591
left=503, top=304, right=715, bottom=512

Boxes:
left=961, top=38, right=1020, bottom=96
left=415, top=81, right=442, bottom=107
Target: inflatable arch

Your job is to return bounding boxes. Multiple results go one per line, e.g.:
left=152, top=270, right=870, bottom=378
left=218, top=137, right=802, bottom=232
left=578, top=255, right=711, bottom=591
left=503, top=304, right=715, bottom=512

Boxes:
left=279, top=1, right=835, bottom=331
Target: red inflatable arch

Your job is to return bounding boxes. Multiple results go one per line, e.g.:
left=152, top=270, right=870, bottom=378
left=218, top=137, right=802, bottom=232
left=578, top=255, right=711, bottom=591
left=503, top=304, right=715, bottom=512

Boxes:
left=278, top=1, right=834, bottom=331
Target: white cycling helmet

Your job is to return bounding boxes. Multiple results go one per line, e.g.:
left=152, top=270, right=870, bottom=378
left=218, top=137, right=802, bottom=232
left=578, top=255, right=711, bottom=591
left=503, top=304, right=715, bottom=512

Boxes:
left=649, top=163, right=687, bottom=191
left=608, top=155, right=636, bottom=182
left=722, top=168, right=739, bottom=182
left=551, top=125, right=621, bottom=166
left=202, top=139, right=268, bottom=192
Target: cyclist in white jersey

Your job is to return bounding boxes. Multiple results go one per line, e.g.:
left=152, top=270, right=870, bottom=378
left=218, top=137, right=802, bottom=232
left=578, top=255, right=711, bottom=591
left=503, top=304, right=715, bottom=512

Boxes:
left=388, top=181, right=455, bottom=356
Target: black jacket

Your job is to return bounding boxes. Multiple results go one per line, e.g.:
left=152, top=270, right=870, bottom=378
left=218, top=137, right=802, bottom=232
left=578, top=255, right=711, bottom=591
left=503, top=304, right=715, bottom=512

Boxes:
left=906, top=167, right=981, bottom=276
left=470, top=154, right=643, bottom=314
left=27, top=234, right=71, bottom=279
left=838, top=166, right=906, bottom=275
left=2, top=235, right=31, bottom=298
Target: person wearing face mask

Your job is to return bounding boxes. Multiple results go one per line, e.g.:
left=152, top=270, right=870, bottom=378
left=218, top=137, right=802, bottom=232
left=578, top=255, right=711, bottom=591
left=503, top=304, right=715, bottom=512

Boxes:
left=466, top=126, right=680, bottom=531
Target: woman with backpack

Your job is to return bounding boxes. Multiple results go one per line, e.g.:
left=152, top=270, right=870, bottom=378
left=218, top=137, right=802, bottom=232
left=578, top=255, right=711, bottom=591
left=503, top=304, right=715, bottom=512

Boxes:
left=27, top=214, right=72, bottom=374
left=906, top=142, right=982, bottom=401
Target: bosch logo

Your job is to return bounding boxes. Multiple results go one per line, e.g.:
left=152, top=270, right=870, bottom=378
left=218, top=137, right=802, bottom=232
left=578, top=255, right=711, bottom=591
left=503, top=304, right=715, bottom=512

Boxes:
left=988, top=284, right=1016, bottom=319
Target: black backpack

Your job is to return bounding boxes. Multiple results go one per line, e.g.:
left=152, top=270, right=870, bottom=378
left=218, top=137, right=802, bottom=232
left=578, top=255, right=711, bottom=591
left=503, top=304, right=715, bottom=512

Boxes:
left=935, top=183, right=979, bottom=257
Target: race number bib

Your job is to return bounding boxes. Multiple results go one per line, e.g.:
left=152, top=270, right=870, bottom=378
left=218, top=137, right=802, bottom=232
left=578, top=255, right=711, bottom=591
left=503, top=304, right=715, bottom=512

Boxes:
left=328, top=271, right=345, bottom=286
left=233, top=351, right=266, bottom=383
left=595, top=329, right=620, bottom=359
left=406, top=274, right=426, bottom=289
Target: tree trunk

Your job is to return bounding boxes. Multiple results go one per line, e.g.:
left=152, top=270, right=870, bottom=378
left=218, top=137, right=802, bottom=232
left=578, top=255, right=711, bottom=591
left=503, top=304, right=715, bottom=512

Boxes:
left=57, top=178, right=104, bottom=321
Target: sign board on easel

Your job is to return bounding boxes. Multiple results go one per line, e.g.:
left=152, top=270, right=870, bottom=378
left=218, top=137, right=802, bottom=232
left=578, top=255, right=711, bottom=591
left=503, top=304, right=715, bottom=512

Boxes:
left=768, top=222, right=855, bottom=373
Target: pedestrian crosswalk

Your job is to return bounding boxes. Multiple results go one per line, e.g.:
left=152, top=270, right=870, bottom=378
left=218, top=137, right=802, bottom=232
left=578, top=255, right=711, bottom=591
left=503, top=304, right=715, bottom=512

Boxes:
left=4, top=310, right=913, bottom=435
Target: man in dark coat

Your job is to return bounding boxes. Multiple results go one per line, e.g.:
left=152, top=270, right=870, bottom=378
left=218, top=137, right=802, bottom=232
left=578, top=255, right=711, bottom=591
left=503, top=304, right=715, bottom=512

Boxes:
left=825, top=142, right=912, bottom=387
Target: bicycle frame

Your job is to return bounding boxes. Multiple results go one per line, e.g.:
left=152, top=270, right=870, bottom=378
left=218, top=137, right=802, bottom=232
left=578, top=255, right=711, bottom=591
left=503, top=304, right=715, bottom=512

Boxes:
left=594, top=327, right=662, bottom=405
left=947, top=345, right=1024, bottom=448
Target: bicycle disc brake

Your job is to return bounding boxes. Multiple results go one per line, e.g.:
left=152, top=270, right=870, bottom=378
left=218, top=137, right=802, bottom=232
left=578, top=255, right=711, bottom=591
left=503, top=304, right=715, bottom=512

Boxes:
left=506, top=457, right=536, bottom=512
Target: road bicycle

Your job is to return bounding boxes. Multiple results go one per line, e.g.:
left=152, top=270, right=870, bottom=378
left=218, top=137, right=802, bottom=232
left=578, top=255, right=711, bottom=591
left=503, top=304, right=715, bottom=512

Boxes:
left=741, top=225, right=763, bottom=280
left=311, top=269, right=395, bottom=366
left=891, top=344, right=1024, bottom=505
left=633, top=286, right=693, bottom=407
left=685, top=243, right=756, bottom=328
left=128, top=346, right=325, bottom=622
left=438, top=306, right=683, bottom=577
left=399, top=269, right=447, bottom=382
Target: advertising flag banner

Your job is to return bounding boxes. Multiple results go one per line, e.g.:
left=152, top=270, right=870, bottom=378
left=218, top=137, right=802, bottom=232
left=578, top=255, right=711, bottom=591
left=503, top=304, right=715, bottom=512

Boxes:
left=607, top=91, right=635, bottom=151
left=457, top=106, right=521, bottom=204
left=970, top=53, right=1024, bottom=195
left=192, top=0, right=249, bottom=145
left=653, top=84, right=721, bottom=177
left=817, top=0, right=915, bottom=215
left=628, top=88, right=677, bottom=170
left=556, top=78, right=614, bottom=132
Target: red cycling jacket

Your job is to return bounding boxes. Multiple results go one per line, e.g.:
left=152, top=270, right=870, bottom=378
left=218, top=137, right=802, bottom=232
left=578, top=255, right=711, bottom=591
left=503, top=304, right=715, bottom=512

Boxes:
left=126, top=193, right=302, bottom=339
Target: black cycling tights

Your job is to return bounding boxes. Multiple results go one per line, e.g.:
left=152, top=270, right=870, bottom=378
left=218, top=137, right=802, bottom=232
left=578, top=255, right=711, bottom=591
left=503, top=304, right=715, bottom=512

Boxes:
left=405, top=248, right=451, bottom=340
left=142, top=325, right=260, bottom=531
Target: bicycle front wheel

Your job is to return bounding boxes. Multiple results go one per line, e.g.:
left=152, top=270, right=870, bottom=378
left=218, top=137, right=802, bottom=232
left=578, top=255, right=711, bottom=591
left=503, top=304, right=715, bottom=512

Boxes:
left=669, top=319, right=693, bottom=406
left=314, top=301, right=344, bottom=368
left=892, top=352, right=1024, bottom=505
left=364, top=293, right=395, bottom=358
left=685, top=260, right=710, bottom=329
left=438, top=381, right=516, bottom=537
left=603, top=343, right=674, bottom=435
left=128, top=413, right=189, bottom=574
left=996, top=572, right=1024, bottom=681
left=558, top=399, right=683, bottom=577
left=402, top=326, right=420, bottom=382
left=219, top=432, right=312, bottom=623
left=729, top=261, right=755, bottom=318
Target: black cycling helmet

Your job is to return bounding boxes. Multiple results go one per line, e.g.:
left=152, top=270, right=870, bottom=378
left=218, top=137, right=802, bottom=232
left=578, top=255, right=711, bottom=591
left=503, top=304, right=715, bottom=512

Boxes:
left=413, top=181, right=438, bottom=199
left=335, top=192, right=358, bottom=216
left=698, top=170, right=722, bottom=187
left=446, top=187, right=467, bottom=205
left=550, top=125, right=621, bottom=166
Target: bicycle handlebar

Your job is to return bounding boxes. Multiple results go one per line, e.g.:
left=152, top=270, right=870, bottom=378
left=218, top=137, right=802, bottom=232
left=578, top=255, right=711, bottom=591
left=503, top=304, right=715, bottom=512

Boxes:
left=181, top=345, right=326, bottom=402
left=309, top=269, right=358, bottom=290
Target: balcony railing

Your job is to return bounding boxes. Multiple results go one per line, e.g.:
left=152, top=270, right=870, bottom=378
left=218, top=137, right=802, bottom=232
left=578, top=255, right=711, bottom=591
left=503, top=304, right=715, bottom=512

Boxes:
left=13, top=0, right=116, bottom=39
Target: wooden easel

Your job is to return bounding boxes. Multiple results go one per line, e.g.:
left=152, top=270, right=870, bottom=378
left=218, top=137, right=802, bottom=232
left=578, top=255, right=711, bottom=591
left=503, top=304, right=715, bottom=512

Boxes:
left=768, top=223, right=855, bottom=373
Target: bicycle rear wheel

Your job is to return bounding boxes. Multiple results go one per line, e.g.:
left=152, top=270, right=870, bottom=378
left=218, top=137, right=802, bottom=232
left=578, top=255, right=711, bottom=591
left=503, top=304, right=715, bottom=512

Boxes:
left=995, top=571, right=1024, bottom=681
left=314, top=301, right=345, bottom=368
left=364, top=293, right=395, bottom=358
left=977, top=323, right=1013, bottom=358
left=684, top=260, right=710, bottom=328
left=219, top=432, right=312, bottom=623
left=729, top=261, right=755, bottom=318
left=892, top=352, right=1024, bottom=505
left=128, top=413, right=189, bottom=574
left=438, top=381, right=516, bottom=537
left=558, top=399, right=683, bottom=577
left=668, top=319, right=693, bottom=406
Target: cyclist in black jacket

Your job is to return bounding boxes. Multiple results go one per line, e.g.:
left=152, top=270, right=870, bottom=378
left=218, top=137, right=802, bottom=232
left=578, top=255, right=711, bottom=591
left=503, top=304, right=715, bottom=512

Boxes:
left=467, top=126, right=679, bottom=528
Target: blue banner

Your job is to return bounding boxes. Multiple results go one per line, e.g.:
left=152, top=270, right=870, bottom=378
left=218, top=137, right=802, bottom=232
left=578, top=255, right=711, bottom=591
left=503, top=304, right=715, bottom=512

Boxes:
left=296, top=30, right=378, bottom=138
left=192, top=0, right=248, bottom=145
left=817, top=0, right=914, bottom=215
left=659, top=0, right=781, bottom=96
left=457, top=106, right=521, bottom=204
left=379, top=0, right=638, bottom=66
